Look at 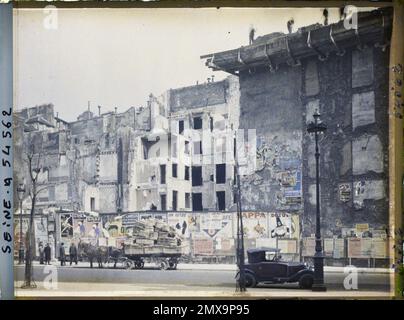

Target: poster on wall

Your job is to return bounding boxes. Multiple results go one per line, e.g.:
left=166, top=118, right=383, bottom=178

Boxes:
left=372, top=239, right=388, bottom=258
left=283, top=170, right=302, bottom=205
left=60, top=214, right=74, bottom=238
left=323, top=238, right=334, bottom=257
left=168, top=212, right=190, bottom=238
left=268, top=212, right=293, bottom=239
left=347, top=238, right=372, bottom=258
left=122, top=213, right=140, bottom=227
left=72, top=214, right=101, bottom=238
left=193, top=238, right=214, bottom=255
left=339, top=183, right=351, bottom=202
left=237, top=212, right=268, bottom=239
left=139, top=212, right=168, bottom=222
left=215, top=238, right=235, bottom=254
left=200, top=213, right=232, bottom=238
left=333, top=238, right=345, bottom=259
left=278, top=239, right=297, bottom=254
left=34, top=217, right=49, bottom=256
left=13, top=218, right=29, bottom=257
left=302, top=237, right=315, bottom=256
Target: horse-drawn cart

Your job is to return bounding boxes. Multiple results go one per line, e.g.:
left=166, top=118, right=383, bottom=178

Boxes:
left=121, top=244, right=182, bottom=270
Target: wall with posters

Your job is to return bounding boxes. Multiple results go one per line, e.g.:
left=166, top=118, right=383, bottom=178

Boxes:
left=99, top=211, right=301, bottom=262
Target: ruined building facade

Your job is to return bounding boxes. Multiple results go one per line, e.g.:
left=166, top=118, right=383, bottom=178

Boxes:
left=14, top=76, right=240, bottom=216
left=203, top=8, right=392, bottom=238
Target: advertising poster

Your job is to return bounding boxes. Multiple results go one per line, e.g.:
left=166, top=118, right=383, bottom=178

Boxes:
left=139, top=212, right=168, bottom=222
left=60, top=214, right=74, bottom=238
left=372, top=239, right=388, bottom=258
left=347, top=238, right=361, bottom=258
left=302, top=237, right=315, bottom=257
left=268, top=212, right=293, bottom=239
left=34, top=217, right=49, bottom=256
left=215, top=238, right=234, bottom=254
left=333, top=238, right=345, bottom=259
left=13, top=218, right=29, bottom=257
left=168, top=212, right=190, bottom=238
left=323, top=238, right=334, bottom=257
left=193, top=238, right=214, bottom=255
left=278, top=239, right=298, bottom=254
left=122, top=213, right=140, bottom=227
left=237, top=212, right=268, bottom=239
left=72, top=214, right=101, bottom=238
left=200, top=212, right=232, bottom=238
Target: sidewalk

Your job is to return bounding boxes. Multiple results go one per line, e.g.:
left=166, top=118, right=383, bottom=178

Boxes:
left=23, top=260, right=393, bottom=274
left=14, top=281, right=393, bottom=299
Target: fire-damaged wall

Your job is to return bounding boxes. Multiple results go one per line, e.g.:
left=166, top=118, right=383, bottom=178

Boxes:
left=302, top=46, right=389, bottom=238
left=238, top=64, right=303, bottom=213
left=203, top=8, right=392, bottom=241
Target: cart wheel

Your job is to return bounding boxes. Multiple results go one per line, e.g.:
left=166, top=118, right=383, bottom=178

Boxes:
left=159, top=260, right=169, bottom=270
left=124, top=260, right=133, bottom=270
left=135, top=261, right=144, bottom=269
left=168, top=260, right=177, bottom=270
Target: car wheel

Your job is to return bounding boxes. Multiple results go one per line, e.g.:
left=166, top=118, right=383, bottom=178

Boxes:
left=244, top=273, right=257, bottom=288
left=299, top=274, right=314, bottom=289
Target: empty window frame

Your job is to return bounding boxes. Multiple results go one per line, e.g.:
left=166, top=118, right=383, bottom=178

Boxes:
left=185, top=141, right=190, bottom=154
left=90, top=197, right=95, bottom=211
left=160, top=164, right=166, bottom=184
left=216, top=164, right=226, bottom=184
left=185, top=193, right=191, bottom=209
left=192, top=166, right=203, bottom=186
left=193, top=116, right=202, bottom=130
left=192, top=193, right=203, bottom=211
left=185, top=166, right=190, bottom=180
left=160, top=194, right=167, bottom=211
left=172, top=190, right=178, bottom=211
left=172, top=163, right=178, bottom=178
left=179, top=120, right=184, bottom=134
left=216, top=191, right=225, bottom=211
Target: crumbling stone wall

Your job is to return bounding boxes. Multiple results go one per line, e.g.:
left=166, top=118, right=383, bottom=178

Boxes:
left=302, top=46, right=389, bottom=237
left=237, top=44, right=389, bottom=237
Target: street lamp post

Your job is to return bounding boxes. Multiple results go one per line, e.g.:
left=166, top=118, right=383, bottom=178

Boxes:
left=307, top=111, right=327, bottom=292
left=234, top=131, right=246, bottom=292
left=17, top=183, right=26, bottom=264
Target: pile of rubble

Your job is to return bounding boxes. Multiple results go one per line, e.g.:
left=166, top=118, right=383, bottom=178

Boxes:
left=125, top=219, right=182, bottom=248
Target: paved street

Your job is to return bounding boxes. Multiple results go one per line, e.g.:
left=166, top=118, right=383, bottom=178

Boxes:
left=13, top=262, right=392, bottom=298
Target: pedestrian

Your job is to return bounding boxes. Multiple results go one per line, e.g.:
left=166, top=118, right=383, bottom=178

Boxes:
left=38, top=242, right=44, bottom=264
left=59, top=242, right=66, bottom=266
left=44, top=243, right=51, bottom=265
left=69, top=242, right=78, bottom=266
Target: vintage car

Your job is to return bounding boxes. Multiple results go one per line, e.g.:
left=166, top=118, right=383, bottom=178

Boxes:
left=237, top=248, right=315, bottom=289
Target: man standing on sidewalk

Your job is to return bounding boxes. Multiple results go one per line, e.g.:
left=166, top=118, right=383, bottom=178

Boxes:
left=69, top=242, right=78, bottom=266
left=44, top=243, right=51, bottom=265
left=59, top=242, right=66, bottom=266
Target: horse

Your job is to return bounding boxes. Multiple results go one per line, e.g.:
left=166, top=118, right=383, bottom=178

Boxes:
left=107, top=246, right=124, bottom=268
left=78, top=240, right=109, bottom=268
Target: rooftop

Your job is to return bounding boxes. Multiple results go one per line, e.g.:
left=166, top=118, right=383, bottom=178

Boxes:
left=201, top=7, right=393, bottom=75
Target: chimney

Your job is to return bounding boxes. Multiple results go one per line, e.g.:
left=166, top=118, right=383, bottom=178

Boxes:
left=211, top=75, right=215, bottom=82
left=87, top=101, right=90, bottom=111
left=115, top=107, right=117, bottom=114
left=98, top=105, right=101, bottom=116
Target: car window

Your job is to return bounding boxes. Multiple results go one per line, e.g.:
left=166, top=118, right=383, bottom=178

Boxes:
left=265, top=252, right=275, bottom=261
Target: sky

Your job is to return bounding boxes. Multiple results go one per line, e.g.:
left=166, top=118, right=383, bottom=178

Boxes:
left=13, top=7, right=370, bottom=121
